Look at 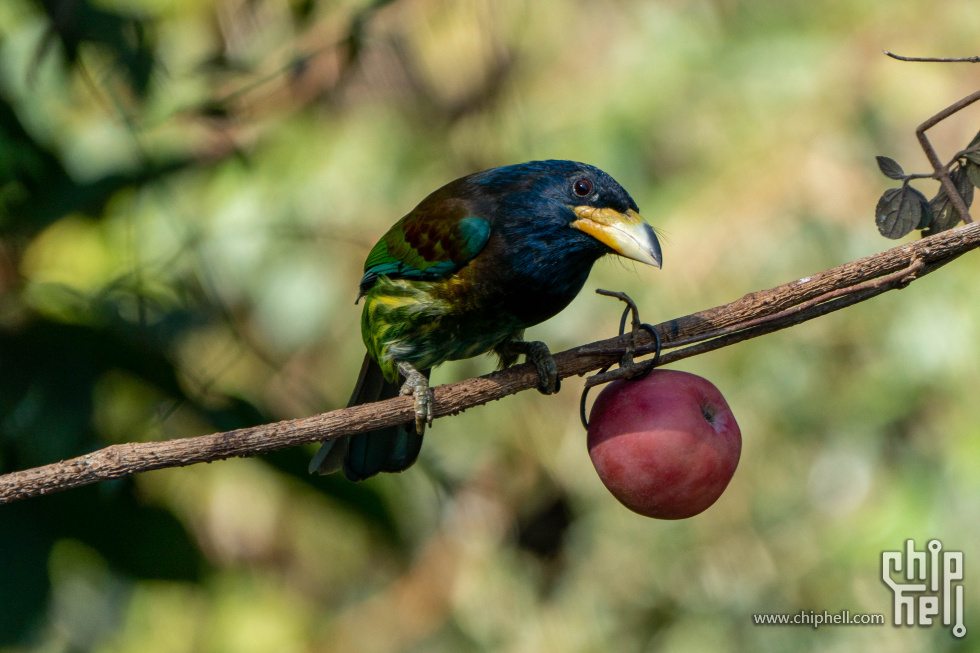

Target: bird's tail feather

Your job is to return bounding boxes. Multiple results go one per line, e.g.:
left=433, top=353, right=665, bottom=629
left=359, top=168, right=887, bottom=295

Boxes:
left=309, top=354, right=427, bottom=481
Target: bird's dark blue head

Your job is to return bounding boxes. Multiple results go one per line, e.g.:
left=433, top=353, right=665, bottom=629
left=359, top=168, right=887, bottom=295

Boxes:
left=449, top=160, right=662, bottom=326
left=469, top=160, right=662, bottom=269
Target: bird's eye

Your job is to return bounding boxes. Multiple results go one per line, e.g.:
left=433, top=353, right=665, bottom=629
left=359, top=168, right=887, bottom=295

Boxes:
left=572, top=178, right=593, bottom=197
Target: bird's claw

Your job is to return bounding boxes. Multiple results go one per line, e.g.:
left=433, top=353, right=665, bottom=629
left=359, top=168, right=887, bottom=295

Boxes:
left=398, top=364, right=433, bottom=434
left=523, top=341, right=560, bottom=395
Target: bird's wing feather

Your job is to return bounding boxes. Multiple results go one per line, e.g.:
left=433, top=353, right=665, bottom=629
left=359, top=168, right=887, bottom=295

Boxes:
left=359, top=198, right=491, bottom=294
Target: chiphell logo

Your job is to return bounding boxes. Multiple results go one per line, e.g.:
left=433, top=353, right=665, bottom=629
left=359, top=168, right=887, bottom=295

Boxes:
left=882, top=539, right=965, bottom=638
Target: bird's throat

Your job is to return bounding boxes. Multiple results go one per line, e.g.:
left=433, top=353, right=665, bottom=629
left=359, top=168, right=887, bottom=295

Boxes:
left=494, top=247, right=600, bottom=327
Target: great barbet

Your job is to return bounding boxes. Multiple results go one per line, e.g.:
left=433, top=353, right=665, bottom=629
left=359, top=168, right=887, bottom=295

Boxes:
left=310, top=160, right=662, bottom=481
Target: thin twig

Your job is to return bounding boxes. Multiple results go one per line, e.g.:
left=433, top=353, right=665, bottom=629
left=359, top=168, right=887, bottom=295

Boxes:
left=884, top=51, right=980, bottom=64
left=2, top=222, right=979, bottom=504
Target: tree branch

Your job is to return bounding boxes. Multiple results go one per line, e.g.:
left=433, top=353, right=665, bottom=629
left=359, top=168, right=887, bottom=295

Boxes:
left=2, top=222, right=979, bottom=504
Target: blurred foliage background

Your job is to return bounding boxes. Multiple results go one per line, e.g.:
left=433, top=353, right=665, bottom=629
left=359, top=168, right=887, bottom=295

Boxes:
left=2, top=0, right=979, bottom=651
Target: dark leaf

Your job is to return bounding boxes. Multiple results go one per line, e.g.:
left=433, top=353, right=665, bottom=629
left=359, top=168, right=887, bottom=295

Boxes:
left=915, top=188, right=932, bottom=230
left=927, top=186, right=957, bottom=234
left=875, top=186, right=922, bottom=239
left=952, top=165, right=974, bottom=209
left=876, top=156, right=906, bottom=180
left=923, top=164, right=976, bottom=235
left=927, top=167, right=974, bottom=236
left=966, top=161, right=980, bottom=190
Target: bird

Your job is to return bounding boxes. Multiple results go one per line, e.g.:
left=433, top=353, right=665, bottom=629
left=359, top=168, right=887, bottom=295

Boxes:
left=310, top=159, right=662, bottom=481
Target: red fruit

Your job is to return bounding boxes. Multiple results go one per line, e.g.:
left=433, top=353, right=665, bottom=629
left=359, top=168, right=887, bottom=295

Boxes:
left=587, top=370, right=741, bottom=519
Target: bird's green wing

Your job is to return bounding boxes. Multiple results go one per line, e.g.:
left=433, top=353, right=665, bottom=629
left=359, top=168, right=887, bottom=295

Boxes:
left=359, top=197, right=491, bottom=294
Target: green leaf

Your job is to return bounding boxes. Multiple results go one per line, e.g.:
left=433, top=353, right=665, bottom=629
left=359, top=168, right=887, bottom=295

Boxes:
left=875, top=186, right=922, bottom=239
left=876, top=156, right=906, bottom=180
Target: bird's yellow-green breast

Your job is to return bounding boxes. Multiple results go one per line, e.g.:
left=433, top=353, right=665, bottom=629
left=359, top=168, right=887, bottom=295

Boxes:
left=361, top=275, right=525, bottom=382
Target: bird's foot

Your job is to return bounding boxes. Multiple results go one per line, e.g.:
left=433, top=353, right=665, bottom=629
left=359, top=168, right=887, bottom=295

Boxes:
left=397, top=361, right=433, bottom=434
left=515, top=340, right=560, bottom=395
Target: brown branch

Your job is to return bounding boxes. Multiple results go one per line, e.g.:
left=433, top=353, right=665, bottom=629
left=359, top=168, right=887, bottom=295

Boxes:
left=2, top=222, right=980, bottom=504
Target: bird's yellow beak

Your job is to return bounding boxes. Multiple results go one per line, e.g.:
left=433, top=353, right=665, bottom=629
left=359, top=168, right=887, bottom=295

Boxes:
left=570, top=207, right=662, bottom=268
